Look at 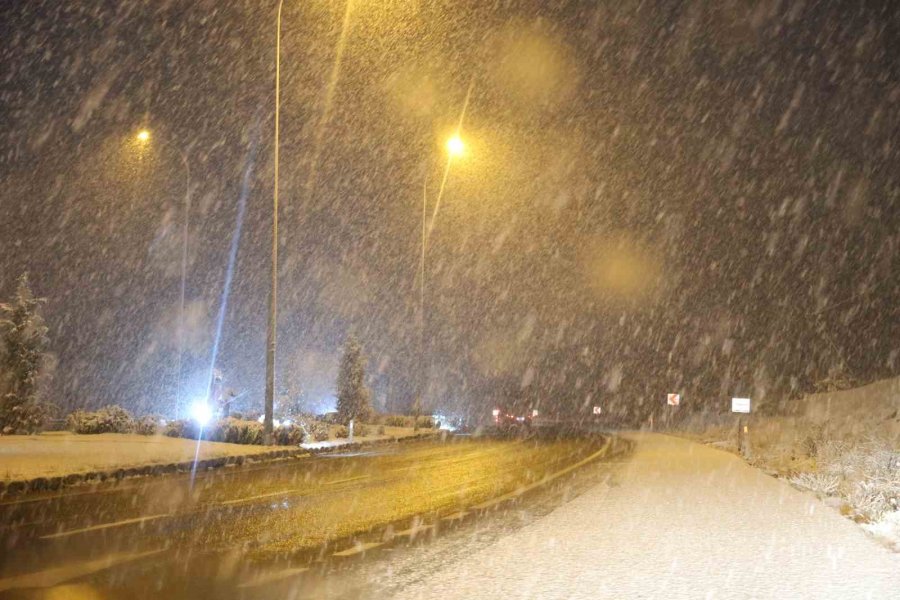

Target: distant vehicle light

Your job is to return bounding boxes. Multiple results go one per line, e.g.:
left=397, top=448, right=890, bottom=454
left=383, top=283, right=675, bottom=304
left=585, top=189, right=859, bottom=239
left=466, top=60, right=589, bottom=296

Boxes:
left=492, top=409, right=500, bottom=417
left=189, top=401, right=213, bottom=426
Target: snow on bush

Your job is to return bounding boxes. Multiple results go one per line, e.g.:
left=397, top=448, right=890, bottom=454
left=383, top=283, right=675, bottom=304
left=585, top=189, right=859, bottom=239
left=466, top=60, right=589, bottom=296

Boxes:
left=163, top=419, right=189, bottom=438
left=335, top=423, right=370, bottom=438
left=797, top=438, right=900, bottom=523
left=164, top=417, right=310, bottom=446
left=377, top=414, right=437, bottom=429
left=862, top=510, right=900, bottom=551
left=66, top=405, right=135, bottom=434
left=789, top=472, right=840, bottom=497
left=134, top=415, right=160, bottom=436
left=296, top=415, right=330, bottom=442
left=215, top=418, right=264, bottom=445
left=273, top=423, right=304, bottom=446
left=848, top=475, right=900, bottom=522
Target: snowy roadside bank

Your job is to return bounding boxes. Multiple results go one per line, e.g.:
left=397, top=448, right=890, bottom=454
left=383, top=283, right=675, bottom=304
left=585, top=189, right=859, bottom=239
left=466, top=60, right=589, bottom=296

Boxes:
left=669, top=376, right=900, bottom=551
left=0, top=430, right=439, bottom=497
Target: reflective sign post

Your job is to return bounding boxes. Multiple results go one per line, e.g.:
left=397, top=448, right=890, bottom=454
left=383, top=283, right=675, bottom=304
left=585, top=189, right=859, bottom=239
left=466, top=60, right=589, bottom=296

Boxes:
left=731, top=397, right=752, bottom=459
left=666, top=393, right=681, bottom=428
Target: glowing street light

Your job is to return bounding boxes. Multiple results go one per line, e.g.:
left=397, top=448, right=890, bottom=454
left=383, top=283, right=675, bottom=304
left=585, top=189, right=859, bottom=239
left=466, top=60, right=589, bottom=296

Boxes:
left=446, top=134, right=465, bottom=157
left=189, top=400, right=213, bottom=426
left=136, top=129, right=150, bottom=143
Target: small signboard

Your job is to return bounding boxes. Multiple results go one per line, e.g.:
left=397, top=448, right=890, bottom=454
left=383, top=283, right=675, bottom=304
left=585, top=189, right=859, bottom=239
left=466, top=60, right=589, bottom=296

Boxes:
left=592, top=406, right=602, bottom=415
left=667, top=393, right=681, bottom=406
left=731, top=397, right=751, bottom=413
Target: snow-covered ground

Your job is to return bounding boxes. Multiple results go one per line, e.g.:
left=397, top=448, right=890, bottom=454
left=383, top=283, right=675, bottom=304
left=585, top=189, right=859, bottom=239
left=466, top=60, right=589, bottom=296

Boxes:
left=0, top=432, right=278, bottom=481
left=392, top=433, right=900, bottom=600
left=675, top=376, right=900, bottom=554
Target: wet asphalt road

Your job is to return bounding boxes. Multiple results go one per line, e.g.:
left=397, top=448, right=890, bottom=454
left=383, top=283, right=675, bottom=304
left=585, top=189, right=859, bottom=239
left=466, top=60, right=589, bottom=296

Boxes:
left=0, top=435, right=613, bottom=598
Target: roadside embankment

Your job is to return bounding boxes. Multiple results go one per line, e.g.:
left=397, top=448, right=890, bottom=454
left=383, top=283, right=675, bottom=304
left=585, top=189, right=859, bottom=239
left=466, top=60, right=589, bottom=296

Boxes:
left=670, top=376, right=900, bottom=550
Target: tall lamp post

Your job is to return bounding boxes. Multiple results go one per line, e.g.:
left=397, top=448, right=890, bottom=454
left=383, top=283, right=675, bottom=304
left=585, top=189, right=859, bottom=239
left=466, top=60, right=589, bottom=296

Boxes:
left=418, top=134, right=465, bottom=412
left=264, top=0, right=285, bottom=444
left=135, top=128, right=192, bottom=419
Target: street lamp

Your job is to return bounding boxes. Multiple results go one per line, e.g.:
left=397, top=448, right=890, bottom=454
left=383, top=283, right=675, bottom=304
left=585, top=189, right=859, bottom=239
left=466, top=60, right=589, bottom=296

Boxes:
left=446, top=134, right=465, bottom=157
left=134, top=127, right=192, bottom=420
left=418, top=133, right=468, bottom=414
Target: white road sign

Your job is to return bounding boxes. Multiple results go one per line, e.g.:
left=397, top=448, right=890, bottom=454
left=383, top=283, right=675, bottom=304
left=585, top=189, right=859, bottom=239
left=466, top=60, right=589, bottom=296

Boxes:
left=592, top=406, right=602, bottom=415
left=731, top=397, right=751, bottom=413
left=667, top=393, right=681, bottom=406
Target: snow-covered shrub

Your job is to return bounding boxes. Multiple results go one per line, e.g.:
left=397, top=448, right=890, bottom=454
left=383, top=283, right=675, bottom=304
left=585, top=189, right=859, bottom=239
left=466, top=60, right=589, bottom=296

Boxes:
left=2, top=400, right=51, bottom=435
left=848, top=476, right=900, bottom=522
left=213, top=418, right=264, bottom=445
left=383, top=415, right=412, bottom=428
left=297, top=416, right=330, bottom=442
left=134, top=415, right=160, bottom=436
left=164, top=419, right=188, bottom=438
left=807, top=437, right=900, bottom=522
left=335, top=423, right=369, bottom=438
left=862, top=510, right=900, bottom=551
left=800, top=423, right=825, bottom=457
left=66, top=405, right=134, bottom=434
left=381, top=414, right=433, bottom=428
left=163, top=417, right=263, bottom=444
left=789, top=472, right=840, bottom=496
left=273, top=423, right=304, bottom=446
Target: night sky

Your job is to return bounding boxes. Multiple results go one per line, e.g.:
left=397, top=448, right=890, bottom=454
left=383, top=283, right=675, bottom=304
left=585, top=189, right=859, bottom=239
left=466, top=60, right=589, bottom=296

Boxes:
left=1, top=1, right=898, bottom=419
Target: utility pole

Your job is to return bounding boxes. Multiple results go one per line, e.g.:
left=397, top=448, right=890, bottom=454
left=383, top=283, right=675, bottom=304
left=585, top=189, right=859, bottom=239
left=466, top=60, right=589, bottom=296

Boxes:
left=264, top=0, right=284, bottom=445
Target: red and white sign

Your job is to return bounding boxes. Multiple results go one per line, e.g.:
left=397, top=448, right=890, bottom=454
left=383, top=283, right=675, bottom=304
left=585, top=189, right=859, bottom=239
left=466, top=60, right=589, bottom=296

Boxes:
left=667, top=393, right=681, bottom=406
left=592, top=406, right=602, bottom=415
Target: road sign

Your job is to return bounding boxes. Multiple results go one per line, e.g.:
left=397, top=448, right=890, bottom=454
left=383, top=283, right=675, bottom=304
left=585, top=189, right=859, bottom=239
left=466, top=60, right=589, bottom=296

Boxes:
left=731, top=397, right=751, bottom=413
left=592, top=406, right=602, bottom=415
left=667, top=393, right=681, bottom=406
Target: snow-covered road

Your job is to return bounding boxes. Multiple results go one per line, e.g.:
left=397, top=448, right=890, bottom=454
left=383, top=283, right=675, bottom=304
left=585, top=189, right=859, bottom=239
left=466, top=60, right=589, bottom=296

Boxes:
left=393, top=433, right=900, bottom=600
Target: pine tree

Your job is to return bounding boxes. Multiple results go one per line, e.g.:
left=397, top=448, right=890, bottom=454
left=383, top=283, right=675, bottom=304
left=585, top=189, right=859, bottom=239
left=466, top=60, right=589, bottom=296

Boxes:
left=336, top=335, right=371, bottom=425
left=0, top=273, right=50, bottom=434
